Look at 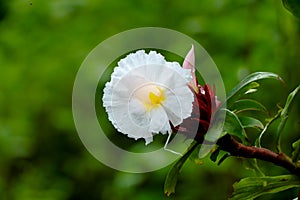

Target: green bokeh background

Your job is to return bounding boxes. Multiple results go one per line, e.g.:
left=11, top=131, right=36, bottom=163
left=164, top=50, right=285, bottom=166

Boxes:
left=0, top=0, right=299, bottom=199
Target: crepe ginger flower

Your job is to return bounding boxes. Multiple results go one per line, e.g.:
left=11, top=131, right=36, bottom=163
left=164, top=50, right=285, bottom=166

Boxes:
left=103, top=50, right=194, bottom=145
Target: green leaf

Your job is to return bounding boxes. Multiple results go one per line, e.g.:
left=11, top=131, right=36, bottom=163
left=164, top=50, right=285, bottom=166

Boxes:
left=223, top=109, right=247, bottom=143
left=230, top=99, right=268, bottom=114
left=276, top=85, right=300, bottom=152
left=282, top=0, right=300, bottom=18
left=230, top=175, right=300, bottom=200
left=164, top=142, right=199, bottom=196
left=227, top=82, right=260, bottom=107
left=239, top=116, right=264, bottom=130
left=292, top=139, right=300, bottom=163
left=227, top=72, right=283, bottom=107
left=255, top=109, right=282, bottom=148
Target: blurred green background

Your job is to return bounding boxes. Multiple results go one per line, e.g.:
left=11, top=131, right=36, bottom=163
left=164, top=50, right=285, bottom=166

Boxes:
left=0, top=0, right=299, bottom=199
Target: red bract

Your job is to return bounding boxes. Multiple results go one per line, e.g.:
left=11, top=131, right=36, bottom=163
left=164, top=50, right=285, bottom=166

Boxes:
left=172, top=45, right=221, bottom=142
left=171, top=84, right=220, bottom=142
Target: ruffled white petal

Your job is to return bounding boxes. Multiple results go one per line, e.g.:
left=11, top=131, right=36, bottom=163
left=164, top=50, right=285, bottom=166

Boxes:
left=164, top=86, right=194, bottom=121
left=102, top=50, right=194, bottom=145
left=149, top=106, right=170, bottom=134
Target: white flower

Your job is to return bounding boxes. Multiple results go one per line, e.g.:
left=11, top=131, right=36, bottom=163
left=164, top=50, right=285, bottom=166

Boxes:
left=103, top=50, right=194, bottom=145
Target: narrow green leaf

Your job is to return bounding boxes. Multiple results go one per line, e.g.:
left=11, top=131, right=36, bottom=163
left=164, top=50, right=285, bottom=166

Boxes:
left=231, top=99, right=268, bottom=114
left=239, top=116, right=264, bottom=130
left=255, top=109, right=282, bottom=148
left=223, top=109, right=247, bottom=143
left=282, top=0, right=300, bottom=18
left=230, top=175, right=300, bottom=200
left=277, top=85, right=300, bottom=152
left=227, top=72, right=283, bottom=107
left=281, top=86, right=300, bottom=117
left=227, top=82, right=260, bottom=107
left=164, top=142, right=199, bottom=196
left=292, top=139, right=300, bottom=163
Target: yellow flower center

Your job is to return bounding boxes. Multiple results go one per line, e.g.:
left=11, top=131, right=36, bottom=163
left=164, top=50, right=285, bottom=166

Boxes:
left=133, top=84, right=166, bottom=111
left=149, top=87, right=165, bottom=106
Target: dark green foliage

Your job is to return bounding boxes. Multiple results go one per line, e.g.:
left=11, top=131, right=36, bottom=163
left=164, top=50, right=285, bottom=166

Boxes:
left=282, top=0, right=300, bottom=18
left=231, top=175, right=300, bottom=200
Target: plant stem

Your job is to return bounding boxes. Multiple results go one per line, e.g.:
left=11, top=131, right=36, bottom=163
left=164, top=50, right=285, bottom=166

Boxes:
left=217, top=134, right=300, bottom=176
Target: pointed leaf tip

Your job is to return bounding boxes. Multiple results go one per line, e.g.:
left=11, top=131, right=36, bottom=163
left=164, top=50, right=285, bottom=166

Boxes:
left=183, top=45, right=195, bottom=70
left=183, top=45, right=198, bottom=92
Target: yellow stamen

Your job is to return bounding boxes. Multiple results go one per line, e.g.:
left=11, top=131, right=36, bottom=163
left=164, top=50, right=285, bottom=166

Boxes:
left=133, top=84, right=166, bottom=111
left=149, top=87, right=165, bottom=105
left=142, top=86, right=165, bottom=111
